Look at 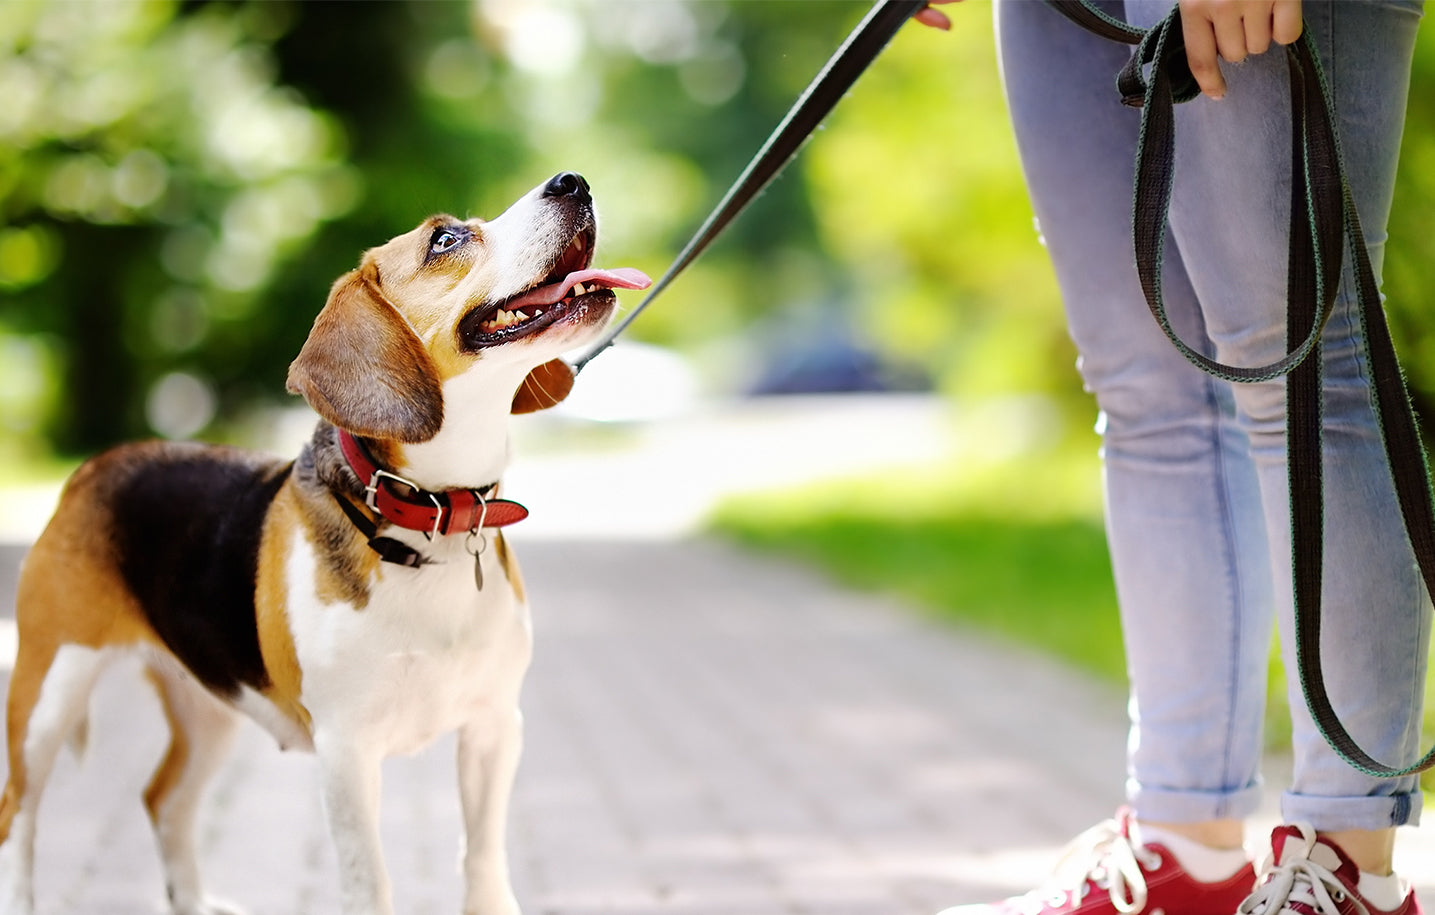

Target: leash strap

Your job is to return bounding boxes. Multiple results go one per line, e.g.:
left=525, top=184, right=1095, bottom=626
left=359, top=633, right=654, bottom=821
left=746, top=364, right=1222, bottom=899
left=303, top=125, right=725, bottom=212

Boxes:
left=1050, top=1, right=1435, bottom=776
left=570, top=0, right=928, bottom=374
left=332, top=490, right=427, bottom=568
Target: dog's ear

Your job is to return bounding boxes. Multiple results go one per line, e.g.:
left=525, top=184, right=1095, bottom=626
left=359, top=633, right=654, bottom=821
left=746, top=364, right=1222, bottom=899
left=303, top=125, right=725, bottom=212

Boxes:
left=286, top=268, right=444, bottom=443
left=511, top=359, right=574, bottom=414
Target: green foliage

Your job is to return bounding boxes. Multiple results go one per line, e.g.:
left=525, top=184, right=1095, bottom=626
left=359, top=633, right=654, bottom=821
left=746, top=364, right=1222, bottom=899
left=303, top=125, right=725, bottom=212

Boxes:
left=0, top=0, right=897, bottom=455
left=712, top=430, right=1126, bottom=682
left=729, top=509, right=1126, bottom=678
left=0, top=0, right=355, bottom=454
left=805, top=14, right=1071, bottom=399
left=1, top=0, right=1432, bottom=466
left=1386, top=28, right=1435, bottom=423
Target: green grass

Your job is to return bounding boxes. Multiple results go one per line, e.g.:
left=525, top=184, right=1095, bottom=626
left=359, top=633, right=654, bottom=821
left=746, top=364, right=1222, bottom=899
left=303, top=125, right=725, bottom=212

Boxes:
left=710, top=433, right=1435, bottom=793
left=712, top=436, right=1127, bottom=679
left=721, top=498, right=1127, bottom=683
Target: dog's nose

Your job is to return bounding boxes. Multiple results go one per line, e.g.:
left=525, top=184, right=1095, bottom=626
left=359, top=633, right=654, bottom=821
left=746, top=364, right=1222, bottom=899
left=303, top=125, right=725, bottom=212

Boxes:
left=542, top=172, right=590, bottom=203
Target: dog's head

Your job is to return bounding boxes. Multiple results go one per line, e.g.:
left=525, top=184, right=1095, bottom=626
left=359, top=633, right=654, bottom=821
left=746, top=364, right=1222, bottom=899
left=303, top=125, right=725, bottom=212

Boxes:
left=286, top=172, right=648, bottom=444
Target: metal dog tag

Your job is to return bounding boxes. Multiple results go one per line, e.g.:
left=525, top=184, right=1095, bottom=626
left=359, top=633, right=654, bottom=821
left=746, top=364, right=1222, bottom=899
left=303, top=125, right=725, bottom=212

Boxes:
left=466, top=530, right=486, bottom=592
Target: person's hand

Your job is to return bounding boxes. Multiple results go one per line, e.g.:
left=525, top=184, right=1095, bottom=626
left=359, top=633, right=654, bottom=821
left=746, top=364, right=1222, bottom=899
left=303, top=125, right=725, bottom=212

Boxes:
left=1179, top=0, right=1302, bottom=99
left=914, top=0, right=961, bottom=32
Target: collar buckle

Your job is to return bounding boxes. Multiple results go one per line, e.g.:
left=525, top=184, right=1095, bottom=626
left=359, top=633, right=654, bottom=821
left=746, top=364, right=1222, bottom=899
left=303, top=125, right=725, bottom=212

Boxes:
left=364, top=467, right=445, bottom=540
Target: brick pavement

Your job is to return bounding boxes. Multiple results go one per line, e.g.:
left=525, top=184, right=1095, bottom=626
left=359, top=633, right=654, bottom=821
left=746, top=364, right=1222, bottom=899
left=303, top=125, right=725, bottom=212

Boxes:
left=0, top=539, right=1431, bottom=915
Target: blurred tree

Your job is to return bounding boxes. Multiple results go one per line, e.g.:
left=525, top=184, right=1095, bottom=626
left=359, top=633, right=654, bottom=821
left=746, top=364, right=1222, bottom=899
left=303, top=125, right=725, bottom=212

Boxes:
left=805, top=8, right=1074, bottom=404
left=1385, top=28, right=1435, bottom=425
left=0, top=0, right=354, bottom=455
left=1, top=0, right=1431, bottom=461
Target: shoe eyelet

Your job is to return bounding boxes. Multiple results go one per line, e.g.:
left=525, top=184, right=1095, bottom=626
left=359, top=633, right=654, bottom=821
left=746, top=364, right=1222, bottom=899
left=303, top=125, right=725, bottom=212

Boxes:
left=1332, top=890, right=1347, bottom=903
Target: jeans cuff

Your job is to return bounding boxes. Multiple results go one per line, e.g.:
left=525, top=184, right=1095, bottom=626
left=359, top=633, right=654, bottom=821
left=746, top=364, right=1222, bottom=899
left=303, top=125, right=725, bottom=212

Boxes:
left=1127, top=777, right=1265, bottom=823
left=1280, top=790, right=1423, bottom=831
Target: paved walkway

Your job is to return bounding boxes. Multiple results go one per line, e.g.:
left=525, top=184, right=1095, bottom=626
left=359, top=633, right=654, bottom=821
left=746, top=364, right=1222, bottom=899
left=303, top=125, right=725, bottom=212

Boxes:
left=1, top=537, right=1432, bottom=915
left=0, top=396, right=1431, bottom=914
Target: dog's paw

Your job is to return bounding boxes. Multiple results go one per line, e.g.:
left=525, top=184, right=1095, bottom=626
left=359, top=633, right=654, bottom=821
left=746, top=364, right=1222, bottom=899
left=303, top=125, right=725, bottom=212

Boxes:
left=461, top=888, right=520, bottom=915
left=0, top=851, right=33, bottom=915
left=171, top=897, right=249, bottom=915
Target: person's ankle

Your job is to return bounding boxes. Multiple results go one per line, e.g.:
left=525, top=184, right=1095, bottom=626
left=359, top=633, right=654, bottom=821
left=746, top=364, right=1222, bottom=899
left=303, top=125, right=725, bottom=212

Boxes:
left=1135, top=818, right=1244, bottom=851
left=1316, top=827, right=1395, bottom=876
left=1132, top=820, right=1250, bottom=883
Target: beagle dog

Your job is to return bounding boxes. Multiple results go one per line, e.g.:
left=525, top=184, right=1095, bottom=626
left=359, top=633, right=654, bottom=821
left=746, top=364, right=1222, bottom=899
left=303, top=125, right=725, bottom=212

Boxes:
left=0, top=172, right=649, bottom=915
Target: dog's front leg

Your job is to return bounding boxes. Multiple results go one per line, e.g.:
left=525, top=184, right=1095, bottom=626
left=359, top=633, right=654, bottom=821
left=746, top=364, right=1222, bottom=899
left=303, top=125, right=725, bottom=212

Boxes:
left=315, top=733, right=392, bottom=915
left=457, top=709, right=522, bottom=915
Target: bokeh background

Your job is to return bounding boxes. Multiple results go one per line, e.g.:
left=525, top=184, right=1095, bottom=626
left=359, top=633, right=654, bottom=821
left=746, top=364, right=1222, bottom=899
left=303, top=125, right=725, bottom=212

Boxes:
left=4, top=0, right=1435, bottom=454
left=2, top=0, right=1434, bottom=781
left=0, top=0, right=1293, bottom=452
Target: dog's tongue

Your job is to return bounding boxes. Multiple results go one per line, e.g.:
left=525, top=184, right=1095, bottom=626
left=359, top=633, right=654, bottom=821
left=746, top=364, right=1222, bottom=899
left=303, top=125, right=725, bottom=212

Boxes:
left=506, top=267, right=651, bottom=311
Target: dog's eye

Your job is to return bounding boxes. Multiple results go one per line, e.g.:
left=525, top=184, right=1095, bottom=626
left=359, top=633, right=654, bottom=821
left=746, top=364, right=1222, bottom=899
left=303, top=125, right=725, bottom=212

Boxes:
left=429, top=227, right=467, bottom=255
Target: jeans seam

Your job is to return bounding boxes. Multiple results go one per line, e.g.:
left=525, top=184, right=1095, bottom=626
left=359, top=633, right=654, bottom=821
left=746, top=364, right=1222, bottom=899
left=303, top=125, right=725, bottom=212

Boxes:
left=1207, top=375, right=1246, bottom=817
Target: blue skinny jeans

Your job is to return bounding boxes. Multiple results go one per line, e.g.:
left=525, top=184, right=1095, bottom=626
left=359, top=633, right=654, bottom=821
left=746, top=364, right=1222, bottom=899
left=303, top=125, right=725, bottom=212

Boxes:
left=994, top=0, right=1430, bottom=831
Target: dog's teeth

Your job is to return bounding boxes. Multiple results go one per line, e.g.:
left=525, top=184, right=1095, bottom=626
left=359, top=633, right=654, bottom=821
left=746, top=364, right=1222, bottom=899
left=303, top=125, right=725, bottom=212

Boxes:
left=534, top=308, right=543, bottom=316
left=571, top=282, right=586, bottom=297
left=515, top=310, right=529, bottom=321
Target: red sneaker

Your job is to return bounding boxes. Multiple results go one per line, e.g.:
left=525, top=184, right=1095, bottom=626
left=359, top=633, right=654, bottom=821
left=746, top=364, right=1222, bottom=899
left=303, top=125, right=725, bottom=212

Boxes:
left=938, top=810, right=1255, bottom=915
left=1238, top=825, right=1422, bottom=915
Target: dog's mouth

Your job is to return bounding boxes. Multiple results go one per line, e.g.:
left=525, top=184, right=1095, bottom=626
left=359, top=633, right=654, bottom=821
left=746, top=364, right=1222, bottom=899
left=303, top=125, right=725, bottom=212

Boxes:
left=461, top=227, right=650, bottom=349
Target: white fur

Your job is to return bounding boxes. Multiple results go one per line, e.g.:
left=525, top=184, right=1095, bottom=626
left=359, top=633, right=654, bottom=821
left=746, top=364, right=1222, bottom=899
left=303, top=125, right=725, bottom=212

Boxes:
left=399, top=366, right=529, bottom=490
left=144, top=664, right=245, bottom=915
left=283, top=511, right=532, bottom=915
left=2, top=176, right=608, bottom=915
left=453, top=181, right=599, bottom=314
left=0, top=645, right=111, bottom=915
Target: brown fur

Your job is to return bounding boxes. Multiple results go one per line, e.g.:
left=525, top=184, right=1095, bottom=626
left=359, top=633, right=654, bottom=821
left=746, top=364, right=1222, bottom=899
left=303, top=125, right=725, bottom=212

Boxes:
left=1, top=453, right=172, bottom=842
left=286, top=264, right=446, bottom=444
left=253, top=486, right=312, bottom=734
left=0, top=178, right=609, bottom=911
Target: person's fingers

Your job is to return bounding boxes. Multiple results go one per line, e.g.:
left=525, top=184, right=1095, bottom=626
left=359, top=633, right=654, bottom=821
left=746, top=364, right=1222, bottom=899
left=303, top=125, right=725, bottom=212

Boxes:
left=1272, top=0, right=1303, bottom=44
left=1212, top=13, right=1249, bottom=63
left=914, top=6, right=953, bottom=31
left=1244, top=13, right=1273, bottom=56
left=1182, top=1, right=1302, bottom=99
left=914, top=1, right=957, bottom=31
left=1180, top=10, right=1228, bottom=99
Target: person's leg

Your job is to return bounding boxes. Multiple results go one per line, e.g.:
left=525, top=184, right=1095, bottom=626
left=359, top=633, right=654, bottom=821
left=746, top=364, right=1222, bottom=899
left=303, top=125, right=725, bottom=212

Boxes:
left=998, top=0, right=1271, bottom=836
left=1124, top=0, right=1430, bottom=873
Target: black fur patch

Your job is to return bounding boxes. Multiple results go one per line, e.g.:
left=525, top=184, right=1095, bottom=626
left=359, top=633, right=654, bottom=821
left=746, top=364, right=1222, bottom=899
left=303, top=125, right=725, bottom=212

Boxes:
left=110, top=448, right=293, bottom=697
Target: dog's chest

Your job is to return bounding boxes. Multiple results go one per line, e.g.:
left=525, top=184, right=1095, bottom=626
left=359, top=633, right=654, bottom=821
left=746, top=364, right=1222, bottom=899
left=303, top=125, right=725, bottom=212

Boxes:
left=287, top=537, right=531, bottom=755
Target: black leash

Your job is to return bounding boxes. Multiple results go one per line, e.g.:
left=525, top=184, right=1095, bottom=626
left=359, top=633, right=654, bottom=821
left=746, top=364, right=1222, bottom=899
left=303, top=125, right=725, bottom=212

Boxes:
left=570, top=0, right=927, bottom=375
left=1050, top=1, right=1435, bottom=777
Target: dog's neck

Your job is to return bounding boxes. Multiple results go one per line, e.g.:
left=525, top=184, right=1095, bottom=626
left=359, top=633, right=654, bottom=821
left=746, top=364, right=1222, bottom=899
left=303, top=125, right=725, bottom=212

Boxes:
left=386, top=361, right=534, bottom=491
left=394, top=413, right=511, bottom=492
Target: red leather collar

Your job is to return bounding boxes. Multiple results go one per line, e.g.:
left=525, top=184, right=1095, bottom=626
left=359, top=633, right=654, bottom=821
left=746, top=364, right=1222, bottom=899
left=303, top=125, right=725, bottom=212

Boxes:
left=337, top=429, right=529, bottom=537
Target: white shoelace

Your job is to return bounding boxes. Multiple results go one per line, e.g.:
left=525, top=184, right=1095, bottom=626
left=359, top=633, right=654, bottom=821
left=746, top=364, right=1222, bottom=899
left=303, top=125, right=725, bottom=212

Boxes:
left=1012, top=819, right=1162, bottom=915
left=1238, top=827, right=1368, bottom=915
